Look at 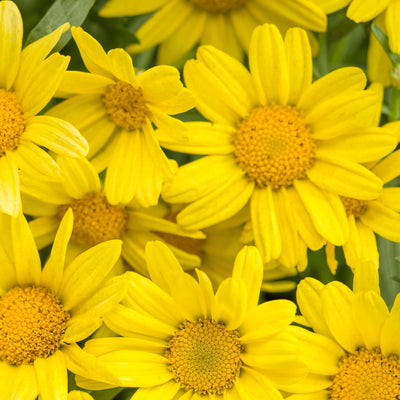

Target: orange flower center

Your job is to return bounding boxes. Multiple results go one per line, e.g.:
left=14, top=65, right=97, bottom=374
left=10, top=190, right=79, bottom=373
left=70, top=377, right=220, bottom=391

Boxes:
left=232, top=104, right=316, bottom=188
left=58, top=192, right=128, bottom=246
left=340, top=196, right=368, bottom=218
left=189, top=0, right=246, bottom=12
left=165, top=320, right=243, bottom=395
left=330, top=348, right=400, bottom=399
left=0, top=89, right=25, bottom=155
left=0, top=286, right=69, bottom=365
left=102, top=81, right=149, bottom=131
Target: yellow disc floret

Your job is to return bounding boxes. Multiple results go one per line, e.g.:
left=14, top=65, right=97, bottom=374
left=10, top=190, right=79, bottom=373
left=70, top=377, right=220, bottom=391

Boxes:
left=0, top=286, right=69, bottom=365
left=189, top=0, right=246, bottom=12
left=58, top=192, right=128, bottom=246
left=233, top=104, right=316, bottom=188
left=340, top=196, right=368, bottom=218
left=330, top=348, right=400, bottom=399
left=165, top=320, right=243, bottom=395
left=0, top=89, right=25, bottom=155
left=102, top=81, right=149, bottom=131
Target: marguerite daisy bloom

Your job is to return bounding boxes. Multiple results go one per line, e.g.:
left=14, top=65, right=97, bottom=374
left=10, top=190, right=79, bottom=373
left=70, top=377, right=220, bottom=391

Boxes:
left=0, top=209, right=126, bottom=399
left=47, top=27, right=194, bottom=208
left=74, top=242, right=307, bottom=398
left=21, top=155, right=204, bottom=276
left=284, top=267, right=400, bottom=400
left=0, top=1, right=88, bottom=217
left=98, top=0, right=328, bottom=64
left=161, top=23, right=396, bottom=269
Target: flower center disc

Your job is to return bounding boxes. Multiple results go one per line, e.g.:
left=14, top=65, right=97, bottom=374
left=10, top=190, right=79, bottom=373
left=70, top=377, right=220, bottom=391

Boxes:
left=340, top=196, right=368, bottom=218
left=0, top=286, right=69, bottom=365
left=59, top=192, right=128, bottom=246
left=165, top=320, right=243, bottom=395
left=233, top=104, right=316, bottom=188
left=189, top=0, right=246, bottom=12
left=0, top=89, right=25, bottom=155
left=330, top=348, right=400, bottom=400
left=102, top=81, right=149, bottom=131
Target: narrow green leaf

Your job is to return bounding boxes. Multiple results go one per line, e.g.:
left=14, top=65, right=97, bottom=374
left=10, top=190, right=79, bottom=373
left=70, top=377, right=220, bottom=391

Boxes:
left=91, top=387, right=124, bottom=400
left=25, top=0, right=96, bottom=51
left=371, top=23, right=400, bottom=67
left=377, top=235, right=400, bottom=308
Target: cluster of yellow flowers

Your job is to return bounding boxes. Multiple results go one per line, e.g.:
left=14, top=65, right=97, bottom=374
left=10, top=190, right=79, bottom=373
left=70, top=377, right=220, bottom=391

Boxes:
left=1, top=0, right=400, bottom=399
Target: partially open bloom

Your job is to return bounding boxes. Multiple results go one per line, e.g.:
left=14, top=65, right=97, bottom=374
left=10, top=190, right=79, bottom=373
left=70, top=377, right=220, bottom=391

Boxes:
left=161, top=23, right=396, bottom=269
left=0, top=209, right=125, bottom=399
left=0, top=1, right=88, bottom=216
left=98, top=0, right=328, bottom=64
left=284, top=266, right=400, bottom=400
left=75, top=242, right=306, bottom=399
left=47, top=27, right=194, bottom=208
left=21, top=156, right=204, bottom=275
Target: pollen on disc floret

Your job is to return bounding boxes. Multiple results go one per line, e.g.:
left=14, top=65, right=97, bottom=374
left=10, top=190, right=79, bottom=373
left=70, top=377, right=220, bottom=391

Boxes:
left=58, top=192, right=128, bottom=246
left=0, top=286, right=69, bottom=365
left=189, top=0, right=246, bottom=12
left=232, top=103, right=316, bottom=189
left=102, top=81, right=150, bottom=131
left=0, top=89, right=25, bottom=155
left=165, top=319, right=243, bottom=395
left=330, top=348, right=400, bottom=399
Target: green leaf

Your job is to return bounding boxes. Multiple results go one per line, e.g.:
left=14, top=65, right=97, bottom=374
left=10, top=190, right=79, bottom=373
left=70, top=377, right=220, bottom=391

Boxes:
left=91, top=388, right=124, bottom=400
left=377, top=235, right=400, bottom=308
left=25, top=0, right=96, bottom=51
left=371, top=23, right=400, bottom=67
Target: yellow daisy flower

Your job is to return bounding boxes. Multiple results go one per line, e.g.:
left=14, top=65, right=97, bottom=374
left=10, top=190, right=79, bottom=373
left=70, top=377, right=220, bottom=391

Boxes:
left=161, top=23, right=396, bottom=269
left=74, top=242, right=307, bottom=398
left=21, top=155, right=205, bottom=275
left=47, top=27, right=195, bottom=208
left=0, top=209, right=126, bottom=399
left=324, top=83, right=400, bottom=271
left=284, top=268, right=400, bottom=400
left=98, top=0, right=327, bottom=64
left=0, top=1, right=88, bottom=217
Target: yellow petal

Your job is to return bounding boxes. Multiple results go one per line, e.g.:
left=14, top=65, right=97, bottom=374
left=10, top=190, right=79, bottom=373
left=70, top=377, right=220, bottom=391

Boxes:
left=107, top=48, right=136, bottom=84
left=71, top=26, right=112, bottom=78
left=12, top=211, right=41, bottom=286
left=381, top=293, right=400, bottom=357
left=34, top=351, right=67, bottom=400
left=57, top=156, right=101, bottom=198
left=99, top=0, right=168, bottom=17
left=386, top=0, right=400, bottom=53
left=308, top=156, right=382, bottom=200
left=0, top=362, right=38, bottom=400
left=232, top=246, right=263, bottom=310
left=212, top=278, right=247, bottom=330
left=59, top=240, right=122, bottom=310
left=0, top=151, right=20, bottom=216
left=294, top=180, right=348, bottom=245
left=285, top=27, right=312, bottom=105
left=298, top=67, right=366, bottom=113
left=0, top=0, right=22, bottom=89
left=371, top=149, right=400, bottom=184
left=249, top=24, right=289, bottom=105
left=40, top=209, right=73, bottom=293
left=24, top=115, right=89, bottom=158
left=347, top=0, right=390, bottom=22
left=322, top=282, right=364, bottom=352
left=353, top=291, right=389, bottom=349
left=137, top=65, right=195, bottom=114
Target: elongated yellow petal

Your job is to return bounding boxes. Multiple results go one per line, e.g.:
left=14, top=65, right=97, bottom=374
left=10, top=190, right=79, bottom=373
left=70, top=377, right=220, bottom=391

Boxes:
left=285, top=27, right=312, bottom=105
left=0, top=151, right=20, bottom=216
left=24, top=115, right=89, bottom=158
left=40, top=209, right=73, bottom=293
left=347, top=0, right=390, bottom=22
left=249, top=24, right=289, bottom=105
left=99, top=0, right=168, bottom=17
left=107, top=48, right=136, bottom=84
left=0, top=362, right=38, bottom=400
left=59, top=240, right=122, bottom=310
left=12, top=211, right=41, bottom=286
left=0, top=1, right=22, bottom=90
left=34, top=351, right=67, bottom=400
left=381, top=293, right=400, bottom=357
